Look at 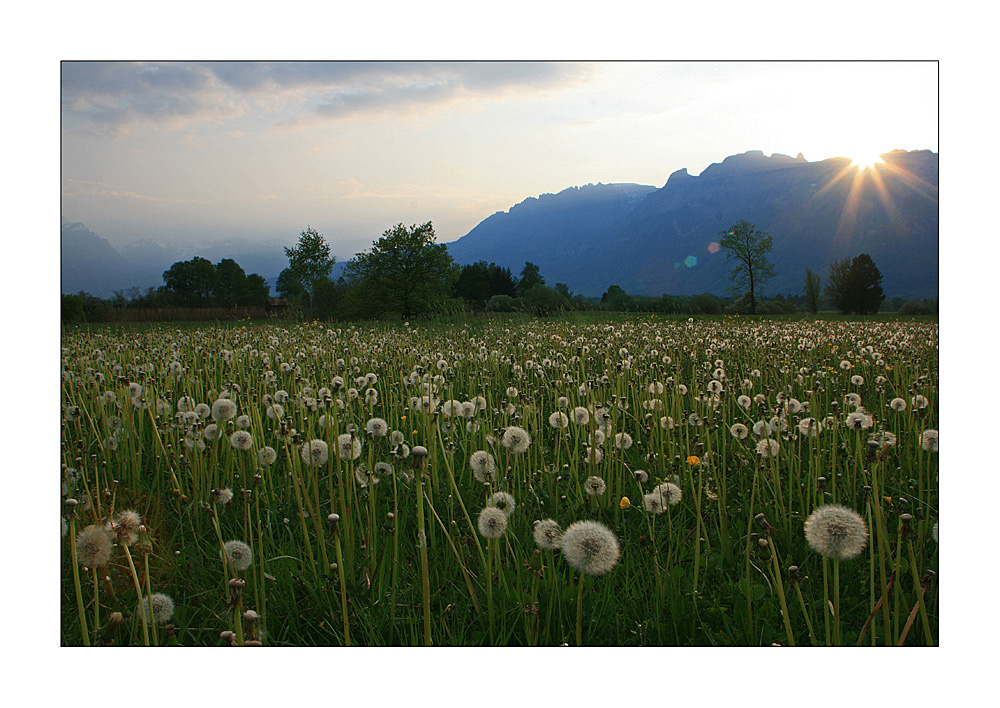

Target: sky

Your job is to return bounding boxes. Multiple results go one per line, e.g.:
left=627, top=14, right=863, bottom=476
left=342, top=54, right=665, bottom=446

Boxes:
left=61, top=60, right=938, bottom=260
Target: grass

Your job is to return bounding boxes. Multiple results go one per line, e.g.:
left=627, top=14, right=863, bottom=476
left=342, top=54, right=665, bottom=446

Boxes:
left=60, top=313, right=938, bottom=646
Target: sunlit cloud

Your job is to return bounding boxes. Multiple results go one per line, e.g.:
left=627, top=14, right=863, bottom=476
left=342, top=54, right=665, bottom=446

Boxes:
left=62, top=61, right=596, bottom=136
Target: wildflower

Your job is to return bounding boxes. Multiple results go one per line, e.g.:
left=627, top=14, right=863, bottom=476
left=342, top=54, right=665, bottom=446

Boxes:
left=301, top=439, right=329, bottom=467
left=845, top=409, right=873, bottom=430
left=890, top=397, right=907, bottom=412
left=222, top=540, right=253, bottom=572
left=266, top=403, right=284, bottom=420
left=797, top=418, right=822, bottom=437
left=354, top=463, right=380, bottom=487
left=559, top=520, right=620, bottom=576
left=76, top=525, right=113, bottom=567
left=548, top=411, right=570, bottom=429
left=651, top=482, right=682, bottom=508
left=258, top=446, right=277, bottom=466
left=620, top=496, right=631, bottom=509
left=614, top=432, right=633, bottom=450
left=138, top=593, right=175, bottom=625
left=730, top=423, right=749, bottom=439
left=687, top=455, right=700, bottom=466
left=533, top=519, right=563, bottom=549
left=737, top=395, right=752, bottom=409
left=585, top=476, right=607, bottom=496
left=803, top=505, right=868, bottom=560
left=572, top=406, right=591, bottom=426
left=469, top=450, right=497, bottom=484
left=851, top=375, right=865, bottom=386
left=336, top=433, right=362, bottom=461
left=756, top=438, right=780, bottom=458
left=501, top=426, right=531, bottom=454
left=869, top=430, right=897, bottom=447
left=365, top=417, right=389, bottom=437
left=477, top=507, right=508, bottom=539
left=921, top=429, right=939, bottom=452
left=211, top=398, right=238, bottom=422
left=103, top=509, right=140, bottom=547
left=194, top=403, right=211, bottom=419
left=230, top=430, right=254, bottom=451
left=487, top=491, right=516, bottom=516
left=235, top=414, right=251, bottom=429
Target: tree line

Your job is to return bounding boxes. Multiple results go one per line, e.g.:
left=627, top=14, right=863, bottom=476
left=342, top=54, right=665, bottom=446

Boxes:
left=62, top=219, right=936, bottom=323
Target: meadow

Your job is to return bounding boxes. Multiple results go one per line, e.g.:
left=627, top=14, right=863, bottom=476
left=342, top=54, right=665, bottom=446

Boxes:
left=59, top=313, right=938, bottom=647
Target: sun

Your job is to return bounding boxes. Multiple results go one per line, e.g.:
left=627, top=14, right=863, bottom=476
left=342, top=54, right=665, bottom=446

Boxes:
left=850, top=152, right=886, bottom=170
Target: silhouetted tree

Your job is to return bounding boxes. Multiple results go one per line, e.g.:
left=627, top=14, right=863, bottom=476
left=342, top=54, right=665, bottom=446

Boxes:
left=719, top=220, right=775, bottom=315
left=517, top=262, right=545, bottom=295
left=826, top=254, right=885, bottom=314
left=804, top=268, right=822, bottom=314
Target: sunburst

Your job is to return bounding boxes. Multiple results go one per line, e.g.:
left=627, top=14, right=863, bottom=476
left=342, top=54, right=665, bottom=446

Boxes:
left=850, top=152, right=886, bottom=170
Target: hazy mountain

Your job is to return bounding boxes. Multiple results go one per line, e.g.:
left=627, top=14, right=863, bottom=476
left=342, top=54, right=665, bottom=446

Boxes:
left=446, top=182, right=658, bottom=288
left=61, top=223, right=290, bottom=298
left=447, top=150, right=938, bottom=299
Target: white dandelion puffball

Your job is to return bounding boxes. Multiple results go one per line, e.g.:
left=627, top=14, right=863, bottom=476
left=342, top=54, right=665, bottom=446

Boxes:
left=804, top=505, right=868, bottom=560
left=222, top=540, right=253, bottom=571
left=477, top=506, right=508, bottom=539
left=533, top=519, right=563, bottom=549
left=501, top=426, right=531, bottom=454
left=559, top=520, right=621, bottom=576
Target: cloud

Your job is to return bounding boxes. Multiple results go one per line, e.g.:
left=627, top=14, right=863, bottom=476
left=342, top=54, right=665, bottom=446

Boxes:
left=62, top=61, right=595, bottom=136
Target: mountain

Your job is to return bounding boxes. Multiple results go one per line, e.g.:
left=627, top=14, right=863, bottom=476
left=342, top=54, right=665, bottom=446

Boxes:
left=446, top=182, right=658, bottom=287
left=447, top=150, right=939, bottom=299
left=61, top=222, right=289, bottom=298
left=60, top=221, right=142, bottom=296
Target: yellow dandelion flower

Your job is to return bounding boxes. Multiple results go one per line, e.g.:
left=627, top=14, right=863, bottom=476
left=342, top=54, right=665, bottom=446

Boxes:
left=620, top=496, right=631, bottom=509
left=687, top=455, right=701, bottom=466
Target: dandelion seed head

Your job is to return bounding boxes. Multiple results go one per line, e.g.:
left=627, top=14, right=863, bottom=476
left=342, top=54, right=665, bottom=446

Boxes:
left=138, top=593, right=175, bottom=625
left=76, top=525, right=113, bottom=567
left=223, top=540, right=253, bottom=571
left=804, top=504, right=868, bottom=560
left=477, top=506, right=508, bottom=539
left=559, top=520, right=620, bottom=576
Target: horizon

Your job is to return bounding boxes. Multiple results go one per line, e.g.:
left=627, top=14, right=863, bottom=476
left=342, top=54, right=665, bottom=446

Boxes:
left=61, top=61, right=938, bottom=261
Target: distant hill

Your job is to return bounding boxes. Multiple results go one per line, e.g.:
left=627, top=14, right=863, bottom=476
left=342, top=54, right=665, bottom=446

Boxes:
left=447, top=150, right=938, bottom=299
left=446, top=182, right=658, bottom=289
left=60, top=221, right=288, bottom=298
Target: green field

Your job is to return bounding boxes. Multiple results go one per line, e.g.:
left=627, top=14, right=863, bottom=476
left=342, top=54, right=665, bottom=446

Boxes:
left=60, top=314, right=938, bottom=646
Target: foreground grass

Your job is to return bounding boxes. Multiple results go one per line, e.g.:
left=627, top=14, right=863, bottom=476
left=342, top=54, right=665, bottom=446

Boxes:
left=60, top=314, right=938, bottom=646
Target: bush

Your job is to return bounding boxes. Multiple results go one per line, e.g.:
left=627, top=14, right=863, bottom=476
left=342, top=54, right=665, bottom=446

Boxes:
left=486, top=294, right=519, bottom=313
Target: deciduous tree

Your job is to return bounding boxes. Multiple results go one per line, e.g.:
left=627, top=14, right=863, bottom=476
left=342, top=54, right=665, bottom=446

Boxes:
left=718, top=220, right=775, bottom=315
left=343, top=222, right=453, bottom=319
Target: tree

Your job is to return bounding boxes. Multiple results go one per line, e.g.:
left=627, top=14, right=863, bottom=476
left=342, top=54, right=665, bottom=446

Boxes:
left=825, top=254, right=886, bottom=315
left=214, top=258, right=247, bottom=309
left=520, top=284, right=570, bottom=316
left=846, top=254, right=886, bottom=314
left=517, top=262, right=545, bottom=295
left=280, top=226, right=336, bottom=318
left=342, top=222, right=453, bottom=319
left=718, top=220, right=775, bottom=315
left=162, top=256, right=216, bottom=306
left=804, top=268, right=822, bottom=314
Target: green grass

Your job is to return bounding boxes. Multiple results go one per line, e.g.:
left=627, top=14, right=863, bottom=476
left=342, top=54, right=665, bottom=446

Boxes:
left=60, top=314, right=938, bottom=646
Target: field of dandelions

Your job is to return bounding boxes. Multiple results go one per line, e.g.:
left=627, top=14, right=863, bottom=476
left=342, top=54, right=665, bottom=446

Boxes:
left=60, top=314, right=938, bottom=646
